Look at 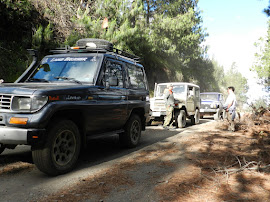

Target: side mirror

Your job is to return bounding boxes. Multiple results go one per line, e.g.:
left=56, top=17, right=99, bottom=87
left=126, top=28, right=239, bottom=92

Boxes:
left=40, top=64, right=51, bottom=72
left=108, top=76, right=118, bottom=86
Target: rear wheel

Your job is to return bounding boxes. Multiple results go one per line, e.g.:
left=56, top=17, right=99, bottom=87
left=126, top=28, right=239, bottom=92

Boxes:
left=120, top=114, right=141, bottom=148
left=0, top=143, right=5, bottom=154
left=190, top=116, right=195, bottom=125
left=32, top=120, right=81, bottom=176
left=147, top=119, right=153, bottom=126
left=177, top=110, right=186, bottom=128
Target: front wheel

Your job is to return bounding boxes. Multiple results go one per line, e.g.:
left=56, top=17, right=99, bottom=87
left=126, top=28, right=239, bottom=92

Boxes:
left=32, top=120, right=81, bottom=176
left=0, top=143, right=6, bottom=154
left=177, top=110, right=186, bottom=128
left=214, top=109, right=221, bottom=120
left=120, top=114, right=141, bottom=148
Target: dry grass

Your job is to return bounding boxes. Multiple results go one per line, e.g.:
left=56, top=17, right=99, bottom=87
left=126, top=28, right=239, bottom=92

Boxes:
left=0, top=162, right=34, bottom=175
left=35, top=109, right=270, bottom=201
left=155, top=109, right=270, bottom=201
left=38, top=143, right=179, bottom=202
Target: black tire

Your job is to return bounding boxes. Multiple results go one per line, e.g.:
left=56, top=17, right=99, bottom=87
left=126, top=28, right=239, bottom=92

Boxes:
left=32, top=120, right=81, bottom=176
left=0, top=143, right=5, bottom=154
left=120, top=114, right=141, bottom=148
left=147, top=119, right=153, bottom=126
left=214, top=109, right=221, bottom=120
left=195, top=109, right=200, bottom=124
left=177, top=110, right=186, bottom=128
left=222, top=109, right=226, bottom=120
left=190, top=116, right=195, bottom=125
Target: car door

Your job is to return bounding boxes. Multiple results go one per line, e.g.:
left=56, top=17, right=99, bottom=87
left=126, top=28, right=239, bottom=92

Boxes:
left=86, top=59, right=128, bottom=133
left=195, top=87, right=200, bottom=109
left=186, top=86, right=196, bottom=113
left=126, top=63, right=149, bottom=119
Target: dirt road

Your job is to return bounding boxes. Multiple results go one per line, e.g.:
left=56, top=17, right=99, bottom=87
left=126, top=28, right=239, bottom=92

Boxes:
left=0, top=119, right=211, bottom=201
left=1, top=117, right=270, bottom=202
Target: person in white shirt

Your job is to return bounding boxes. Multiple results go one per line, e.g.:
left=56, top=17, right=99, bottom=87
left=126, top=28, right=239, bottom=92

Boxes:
left=224, top=86, right=237, bottom=132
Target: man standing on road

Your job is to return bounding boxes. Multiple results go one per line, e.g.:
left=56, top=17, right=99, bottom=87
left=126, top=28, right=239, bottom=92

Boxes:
left=163, top=84, right=175, bottom=129
left=224, top=86, right=237, bottom=132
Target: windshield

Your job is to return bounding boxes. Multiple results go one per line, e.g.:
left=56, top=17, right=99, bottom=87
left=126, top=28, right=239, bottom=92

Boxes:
left=173, top=85, right=185, bottom=95
left=156, top=84, right=186, bottom=97
left=30, top=56, right=100, bottom=83
left=156, top=85, right=167, bottom=97
left=201, top=94, right=219, bottom=100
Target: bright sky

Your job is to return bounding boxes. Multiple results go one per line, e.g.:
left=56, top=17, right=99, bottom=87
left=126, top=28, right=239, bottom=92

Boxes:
left=198, top=0, right=269, bottom=103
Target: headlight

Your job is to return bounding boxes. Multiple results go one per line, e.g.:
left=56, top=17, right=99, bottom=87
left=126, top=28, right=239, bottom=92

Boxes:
left=12, top=96, right=48, bottom=112
left=32, top=96, right=48, bottom=111
left=210, top=103, right=218, bottom=109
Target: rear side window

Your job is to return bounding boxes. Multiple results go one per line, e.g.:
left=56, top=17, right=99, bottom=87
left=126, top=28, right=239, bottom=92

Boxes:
left=195, top=88, right=200, bottom=98
left=127, top=64, right=146, bottom=89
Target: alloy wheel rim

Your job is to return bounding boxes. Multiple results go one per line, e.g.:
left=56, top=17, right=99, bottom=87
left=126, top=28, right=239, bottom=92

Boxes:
left=52, top=130, right=76, bottom=166
left=131, top=120, right=140, bottom=142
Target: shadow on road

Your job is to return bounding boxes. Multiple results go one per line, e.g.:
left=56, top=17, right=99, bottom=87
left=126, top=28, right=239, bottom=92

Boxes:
left=0, top=145, right=32, bottom=165
left=0, top=119, right=213, bottom=176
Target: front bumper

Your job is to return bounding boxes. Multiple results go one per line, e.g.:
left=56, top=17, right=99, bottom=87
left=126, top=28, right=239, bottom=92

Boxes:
left=150, top=111, right=166, bottom=117
left=0, top=127, right=45, bottom=145
left=200, top=109, right=218, bottom=113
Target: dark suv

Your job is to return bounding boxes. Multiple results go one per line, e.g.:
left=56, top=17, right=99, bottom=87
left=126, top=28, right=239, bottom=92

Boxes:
left=0, top=39, right=150, bottom=175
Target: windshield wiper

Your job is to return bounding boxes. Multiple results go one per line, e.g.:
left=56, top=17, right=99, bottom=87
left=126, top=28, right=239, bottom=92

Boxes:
left=54, top=77, right=82, bottom=85
left=28, top=78, right=50, bottom=83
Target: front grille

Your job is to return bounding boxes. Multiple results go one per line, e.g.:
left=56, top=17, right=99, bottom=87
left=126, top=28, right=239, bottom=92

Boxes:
left=154, top=103, right=164, bottom=107
left=201, top=104, right=211, bottom=109
left=0, top=94, right=12, bottom=110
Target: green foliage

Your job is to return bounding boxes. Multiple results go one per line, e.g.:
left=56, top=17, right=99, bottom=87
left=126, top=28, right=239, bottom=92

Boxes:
left=251, top=97, right=269, bottom=109
left=0, top=0, right=58, bottom=81
left=64, top=0, right=210, bottom=90
left=224, top=63, right=249, bottom=108
left=0, top=0, right=35, bottom=81
left=252, top=20, right=270, bottom=92
left=0, top=0, right=232, bottom=98
left=32, top=23, right=55, bottom=51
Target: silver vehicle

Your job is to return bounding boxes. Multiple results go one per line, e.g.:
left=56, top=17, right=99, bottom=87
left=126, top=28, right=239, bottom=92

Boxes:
left=149, top=82, right=200, bottom=128
left=200, top=92, right=224, bottom=120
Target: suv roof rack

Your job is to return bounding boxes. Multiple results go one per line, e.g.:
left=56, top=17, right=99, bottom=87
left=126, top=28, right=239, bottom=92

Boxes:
left=113, top=48, right=140, bottom=62
left=49, top=39, right=141, bottom=62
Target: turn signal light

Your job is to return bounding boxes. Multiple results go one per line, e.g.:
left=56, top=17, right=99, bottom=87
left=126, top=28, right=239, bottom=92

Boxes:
left=9, top=117, right=28, bottom=125
left=71, top=46, right=80, bottom=50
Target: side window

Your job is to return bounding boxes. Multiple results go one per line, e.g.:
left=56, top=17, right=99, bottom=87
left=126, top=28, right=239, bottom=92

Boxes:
left=127, top=64, right=146, bottom=89
left=188, top=86, right=194, bottom=97
left=195, top=88, right=200, bottom=98
left=220, top=94, right=223, bottom=102
left=103, top=60, right=124, bottom=88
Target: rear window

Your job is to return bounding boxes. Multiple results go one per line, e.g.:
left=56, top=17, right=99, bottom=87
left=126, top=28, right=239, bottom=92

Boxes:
left=127, top=64, right=146, bottom=89
left=201, top=94, right=218, bottom=100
